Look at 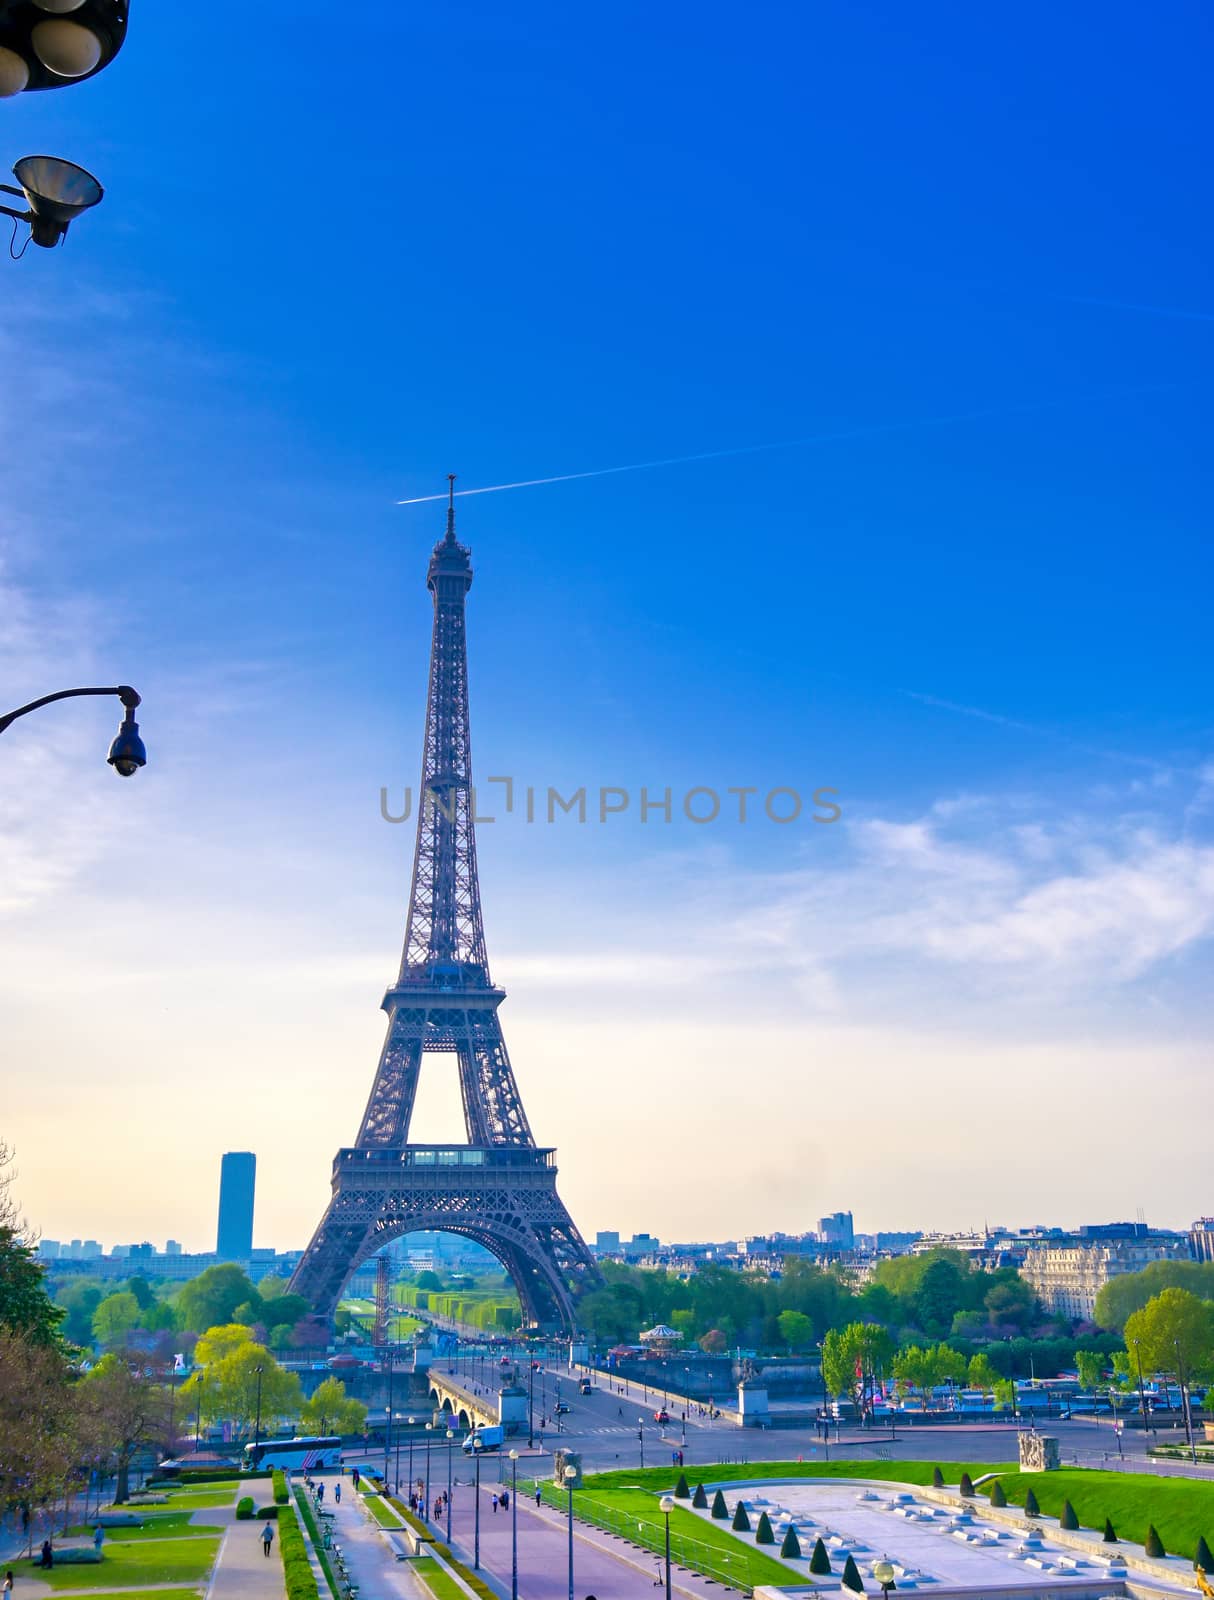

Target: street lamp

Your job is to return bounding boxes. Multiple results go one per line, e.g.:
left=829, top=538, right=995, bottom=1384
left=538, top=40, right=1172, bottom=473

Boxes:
left=1131, top=1339, right=1151, bottom=1435
left=424, top=1422, right=434, bottom=1518
left=0, top=1, right=130, bottom=96
left=445, top=1427, right=455, bottom=1544
left=406, top=1416, right=417, bottom=1496
left=472, top=1435, right=484, bottom=1569
left=563, top=1463, right=578, bottom=1600
left=659, top=1494, right=674, bottom=1600
left=193, top=1372, right=204, bottom=1450
left=508, top=1448, right=519, bottom=1600
left=637, top=1416, right=645, bottom=1469
left=253, top=1365, right=264, bottom=1452
left=0, top=153, right=104, bottom=250
left=874, top=1559, right=896, bottom=1598
left=0, top=684, right=144, bottom=769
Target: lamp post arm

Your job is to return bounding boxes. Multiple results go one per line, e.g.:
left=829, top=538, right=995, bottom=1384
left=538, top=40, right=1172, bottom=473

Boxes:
left=0, top=684, right=141, bottom=735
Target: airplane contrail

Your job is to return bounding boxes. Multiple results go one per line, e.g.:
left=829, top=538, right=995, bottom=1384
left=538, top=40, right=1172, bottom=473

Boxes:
left=395, top=385, right=1167, bottom=506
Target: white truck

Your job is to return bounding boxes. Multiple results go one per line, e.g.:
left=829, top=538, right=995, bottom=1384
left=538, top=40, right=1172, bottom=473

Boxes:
left=462, top=1425, right=504, bottom=1453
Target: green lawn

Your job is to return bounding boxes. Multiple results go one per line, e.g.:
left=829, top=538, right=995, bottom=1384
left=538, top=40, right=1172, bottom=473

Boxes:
left=585, top=1458, right=1003, bottom=1492
left=991, top=1469, right=1214, bottom=1561
left=159, top=1487, right=238, bottom=1508
left=67, top=1513, right=221, bottom=1541
left=583, top=1459, right=1214, bottom=1569
left=412, top=1556, right=467, bottom=1600
left=49, top=1592, right=204, bottom=1600
left=361, top=1492, right=404, bottom=1528
left=538, top=1481, right=790, bottom=1587
left=30, top=1534, right=221, bottom=1590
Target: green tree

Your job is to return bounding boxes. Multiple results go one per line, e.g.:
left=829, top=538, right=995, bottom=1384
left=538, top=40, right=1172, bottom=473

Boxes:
left=300, top=1376, right=367, bottom=1436
left=1094, top=1261, right=1214, bottom=1332
left=732, top=1500, right=750, bottom=1531
left=1123, top=1288, right=1214, bottom=1381
left=1076, top=1351, right=1105, bottom=1390
left=84, top=1353, right=166, bottom=1503
left=967, top=1353, right=999, bottom=1391
left=755, top=1509, right=774, bottom=1544
left=54, top=1278, right=103, bottom=1346
left=810, top=1536, right=832, bottom=1574
left=92, top=1291, right=143, bottom=1348
left=781, top=1525, right=802, bottom=1558
left=415, top=1270, right=444, bottom=1291
left=208, top=1344, right=301, bottom=1432
left=842, top=1553, right=864, bottom=1592
left=0, top=1145, right=64, bottom=1346
left=195, top=1322, right=254, bottom=1366
left=710, top=1489, right=728, bottom=1519
left=176, top=1264, right=259, bottom=1334
left=777, top=1310, right=813, bottom=1351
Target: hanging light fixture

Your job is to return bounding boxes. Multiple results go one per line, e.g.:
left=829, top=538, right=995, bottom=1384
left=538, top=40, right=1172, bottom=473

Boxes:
left=0, top=0, right=128, bottom=95
left=0, top=154, right=104, bottom=248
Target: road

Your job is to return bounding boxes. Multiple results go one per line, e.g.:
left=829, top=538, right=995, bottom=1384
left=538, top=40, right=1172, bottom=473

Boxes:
left=428, top=1360, right=1214, bottom=1482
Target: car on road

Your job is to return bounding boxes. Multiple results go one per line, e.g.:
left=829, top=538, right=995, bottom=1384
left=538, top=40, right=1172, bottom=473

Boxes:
left=653, top=1408, right=670, bottom=1423
left=579, top=1379, right=592, bottom=1395
left=554, top=1401, right=571, bottom=1415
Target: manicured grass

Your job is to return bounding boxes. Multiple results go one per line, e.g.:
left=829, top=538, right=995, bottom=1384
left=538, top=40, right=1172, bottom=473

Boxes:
left=539, top=1481, right=790, bottom=1587
left=29, top=1533, right=220, bottom=1589
left=52, top=1591, right=204, bottom=1600
left=412, top=1556, right=467, bottom=1600
left=585, top=1458, right=1004, bottom=1492
left=160, top=1486, right=238, bottom=1508
left=361, top=1491, right=404, bottom=1527
left=67, top=1512, right=222, bottom=1541
left=991, top=1469, right=1214, bottom=1562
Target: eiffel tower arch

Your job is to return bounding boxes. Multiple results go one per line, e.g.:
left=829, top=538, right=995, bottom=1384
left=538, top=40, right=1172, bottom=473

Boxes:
left=290, top=480, right=599, bottom=1333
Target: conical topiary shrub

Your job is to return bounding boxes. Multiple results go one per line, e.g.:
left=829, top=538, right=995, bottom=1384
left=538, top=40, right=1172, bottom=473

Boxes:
left=842, top=1553, right=864, bottom=1593
left=732, top=1500, right=751, bottom=1532
left=1145, top=1525, right=1165, bottom=1558
left=959, top=1472, right=974, bottom=1498
left=711, top=1488, right=728, bottom=1519
left=932, top=1466, right=945, bottom=1488
left=1194, top=1535, right=1214, bottom=1571
left=674, top=1473, right=689, bottom=1499
left=990, top=1482, right=1007, bottom=1508
left=756, top=1510, right=775, bottom=1545
left=692, top=1483, right=708, bottom=1509
left=780, top=1525, right=802, bottom=1559
left=1060, top=1500, right=1078, bottom=1530
left=810, top=1535, right=832, bottom=1574
left=1103, top=1519, right=1118, bottom=1544
left=1024, top=1489, right=1040, bottom=1517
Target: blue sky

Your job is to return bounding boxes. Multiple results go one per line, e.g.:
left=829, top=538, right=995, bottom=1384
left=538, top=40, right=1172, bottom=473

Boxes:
left=1, top=2, right=1211, bottom=1251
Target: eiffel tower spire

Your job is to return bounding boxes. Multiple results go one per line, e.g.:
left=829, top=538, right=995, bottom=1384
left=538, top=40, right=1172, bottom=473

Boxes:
left=289, top=489, right=597, bottom=1331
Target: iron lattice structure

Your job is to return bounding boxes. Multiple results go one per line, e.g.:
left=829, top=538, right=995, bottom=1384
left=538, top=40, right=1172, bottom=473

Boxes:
left=290, top=486, right=598, bottom=1331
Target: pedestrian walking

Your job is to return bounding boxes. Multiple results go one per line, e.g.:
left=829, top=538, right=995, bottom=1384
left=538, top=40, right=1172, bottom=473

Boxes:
left=317, top=1482, right=325, bottom=1504
left=261, top=1522, right=274, bottom=1558
left=93, top=1524, right=105, bottom=1553
left=500, top=1489, right=509, bottom=1510
left=39, top=1540, right=53, bottom=1569
left=492, top=1493, right=499, bottom=1514
left=352, top=1467, right=360, bottom=1489
left=4, top=1569, right=14, bottom=1595
left=535, top=1487, right=542, bottom=1507
left=334, top=1482, right=341, bottom=1504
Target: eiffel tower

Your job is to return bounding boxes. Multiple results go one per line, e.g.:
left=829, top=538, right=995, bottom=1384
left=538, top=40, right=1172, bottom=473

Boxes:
left=289, top=480, right=598, bottom=1332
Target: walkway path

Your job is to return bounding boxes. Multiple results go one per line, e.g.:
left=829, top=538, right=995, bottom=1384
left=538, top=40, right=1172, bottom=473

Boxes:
left=442, top=1471, right=729, bottom=1599
left=323, top=1484, right=427, bottom=1600
left=206, top=1503, right=288, bottom=1600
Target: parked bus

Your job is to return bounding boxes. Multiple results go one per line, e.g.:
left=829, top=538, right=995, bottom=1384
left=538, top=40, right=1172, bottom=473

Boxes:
left=242, top=1435, right=342, bottom=1471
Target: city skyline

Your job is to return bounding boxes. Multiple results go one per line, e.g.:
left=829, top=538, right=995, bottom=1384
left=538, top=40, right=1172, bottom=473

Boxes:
left=2, top=4, right=1212, bottom=1252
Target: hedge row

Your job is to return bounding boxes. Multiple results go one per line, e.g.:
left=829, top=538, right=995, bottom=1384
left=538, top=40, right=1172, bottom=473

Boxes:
left=384, top=1493, right=496, bottom=1600
left=272, top=1469, right=289, bottom=1505
left=278, top=1504, right=320, bottom=1600
left=236, top=1496, right=255, bottom=1520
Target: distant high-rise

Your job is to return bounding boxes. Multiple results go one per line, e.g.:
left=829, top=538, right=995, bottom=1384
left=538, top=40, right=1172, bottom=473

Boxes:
left=216, top=1152, right=256, bottom=1260
left=818, top=1211, right=855, bottom=1249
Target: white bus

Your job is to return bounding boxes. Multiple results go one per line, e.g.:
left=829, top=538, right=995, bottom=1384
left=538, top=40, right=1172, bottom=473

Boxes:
left=242, top=1435, right=342, bottom=1471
